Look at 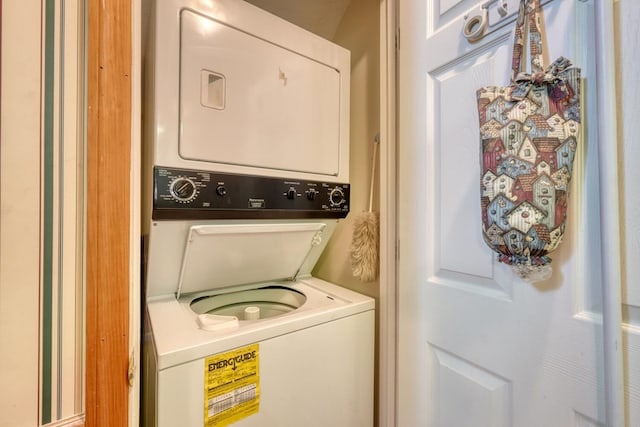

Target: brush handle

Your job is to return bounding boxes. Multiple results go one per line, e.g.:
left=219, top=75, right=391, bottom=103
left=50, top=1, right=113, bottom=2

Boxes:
left=368, top=137, right=379, bottom=213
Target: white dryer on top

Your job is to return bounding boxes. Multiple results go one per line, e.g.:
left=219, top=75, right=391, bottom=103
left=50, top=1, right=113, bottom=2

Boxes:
left=144, top=0, right=351, bottom=183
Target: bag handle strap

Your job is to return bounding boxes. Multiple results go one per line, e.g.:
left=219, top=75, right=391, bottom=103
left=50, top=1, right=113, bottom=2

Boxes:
left=510, top=0, right=545, bottom=83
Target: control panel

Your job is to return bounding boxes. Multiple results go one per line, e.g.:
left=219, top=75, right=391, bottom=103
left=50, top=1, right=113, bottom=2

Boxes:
left=152, top=167, right=350, bottom=220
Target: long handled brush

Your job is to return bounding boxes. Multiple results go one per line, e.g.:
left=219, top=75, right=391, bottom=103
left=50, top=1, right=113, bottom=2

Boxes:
left=350, top=134, right=380, bottom=282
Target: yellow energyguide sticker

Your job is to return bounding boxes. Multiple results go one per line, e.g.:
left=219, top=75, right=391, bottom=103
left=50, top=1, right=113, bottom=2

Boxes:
left=204, top=344, right=260, bottom=426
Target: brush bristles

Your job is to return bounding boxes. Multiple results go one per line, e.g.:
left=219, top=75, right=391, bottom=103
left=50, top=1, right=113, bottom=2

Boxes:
left=350, top=212, right=379, bottom=282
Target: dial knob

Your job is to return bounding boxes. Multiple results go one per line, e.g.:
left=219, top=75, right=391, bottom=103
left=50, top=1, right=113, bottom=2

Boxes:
left=170, top=177, right=197, bottom=202
left=287, top=187, right=297, bottom=200
left=329, top=187, right=345, bottom=207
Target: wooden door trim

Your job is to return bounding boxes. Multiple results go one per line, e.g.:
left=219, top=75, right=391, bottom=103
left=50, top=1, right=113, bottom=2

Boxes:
left=86, top=1, right=132, bottom=426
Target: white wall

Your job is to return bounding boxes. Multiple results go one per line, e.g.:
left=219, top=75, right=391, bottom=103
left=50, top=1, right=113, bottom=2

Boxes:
left=0, top=2, right=43, bottom=425
left=1, top=1, right=85, bottom=425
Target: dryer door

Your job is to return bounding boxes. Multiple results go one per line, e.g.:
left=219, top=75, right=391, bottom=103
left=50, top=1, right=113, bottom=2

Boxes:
left=179, top=9, right=347, bottom=178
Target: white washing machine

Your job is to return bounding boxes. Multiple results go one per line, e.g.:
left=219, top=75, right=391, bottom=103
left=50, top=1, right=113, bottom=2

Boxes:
left=142, top=216, right=375, bottom=427
left=142, top=1, right=374, bottom=426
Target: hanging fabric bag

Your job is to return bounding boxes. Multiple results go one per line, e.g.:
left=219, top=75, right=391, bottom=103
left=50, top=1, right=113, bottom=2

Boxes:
left=476, top=0, right=581, bottom=282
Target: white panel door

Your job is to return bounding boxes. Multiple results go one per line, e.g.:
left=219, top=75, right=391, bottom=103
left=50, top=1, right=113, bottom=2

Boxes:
left=616, top=1, right=640, bottom=425
left=397, top=0, right=606, bottom=425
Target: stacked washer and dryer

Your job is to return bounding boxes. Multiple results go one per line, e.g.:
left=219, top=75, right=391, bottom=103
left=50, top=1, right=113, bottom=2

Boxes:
left=142, top=1, right=375, bottom=426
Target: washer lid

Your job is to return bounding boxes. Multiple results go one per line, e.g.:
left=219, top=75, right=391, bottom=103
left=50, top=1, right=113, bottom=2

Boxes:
left=177, top=223, right=326, bottom=298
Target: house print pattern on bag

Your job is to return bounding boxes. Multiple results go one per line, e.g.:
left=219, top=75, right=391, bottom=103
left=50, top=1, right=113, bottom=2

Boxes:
left=476, top=0, right=581, bottom=268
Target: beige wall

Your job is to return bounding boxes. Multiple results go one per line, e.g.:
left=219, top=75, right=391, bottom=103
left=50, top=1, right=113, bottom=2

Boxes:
left=313, top=0, right=381, bottom=301
left=312, top=4, right=382, bottom=419
left=0, top=1, right=43, bottom=425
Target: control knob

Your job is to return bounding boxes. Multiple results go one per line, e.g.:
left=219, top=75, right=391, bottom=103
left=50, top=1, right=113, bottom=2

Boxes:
left=329, top=187, right=346, bottom=207
left=216, top=185, right=227, bottom=197
left=170, top=177, right=197, bottom=202
left=287, top=187, right=297, bottom=200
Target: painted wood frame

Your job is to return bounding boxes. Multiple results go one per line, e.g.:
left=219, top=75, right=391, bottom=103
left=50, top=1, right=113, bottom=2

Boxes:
left=378, top=0, right=397, bottom=426
left=594, top=1, right=625, bottom=425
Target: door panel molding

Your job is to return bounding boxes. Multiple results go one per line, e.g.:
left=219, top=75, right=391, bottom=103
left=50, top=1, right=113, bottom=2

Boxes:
left=428, top=344, right=512, bottom=427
